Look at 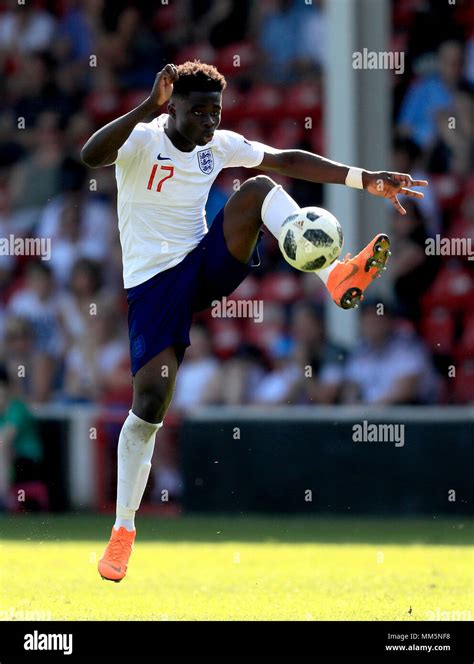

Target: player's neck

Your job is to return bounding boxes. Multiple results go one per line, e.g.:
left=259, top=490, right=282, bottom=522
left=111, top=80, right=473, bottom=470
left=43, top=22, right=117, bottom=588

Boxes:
left=164, top=125, right=196, bottom=153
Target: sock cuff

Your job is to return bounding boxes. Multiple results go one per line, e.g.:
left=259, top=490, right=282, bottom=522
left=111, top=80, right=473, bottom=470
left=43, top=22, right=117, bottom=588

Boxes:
left=261, top=184, right=282, bottom=219
left=128, top=410, right=163, bottom=430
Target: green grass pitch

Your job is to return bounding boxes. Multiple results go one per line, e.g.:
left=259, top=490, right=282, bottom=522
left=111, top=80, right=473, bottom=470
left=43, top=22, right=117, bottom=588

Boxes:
left=0, top=515, right=472, bottom=621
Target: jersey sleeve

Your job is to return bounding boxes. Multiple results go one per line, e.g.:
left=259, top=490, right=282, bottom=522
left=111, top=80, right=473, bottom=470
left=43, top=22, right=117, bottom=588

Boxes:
left=218, top=130, right=271, bottom=169
left=114, top=122, right=152, bottom=164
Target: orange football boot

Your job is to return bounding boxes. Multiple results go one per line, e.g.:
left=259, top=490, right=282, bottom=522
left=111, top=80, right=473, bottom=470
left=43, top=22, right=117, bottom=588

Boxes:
left=98, top=526, right=136, bottom=582
left=327, top=234, right=391, bottom=309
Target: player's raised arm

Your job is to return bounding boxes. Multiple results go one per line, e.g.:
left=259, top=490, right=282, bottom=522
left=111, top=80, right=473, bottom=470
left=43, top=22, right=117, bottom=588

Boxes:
left=80, top=64, right=179, bottom=168
left=257, top=149, right=428, bottom=215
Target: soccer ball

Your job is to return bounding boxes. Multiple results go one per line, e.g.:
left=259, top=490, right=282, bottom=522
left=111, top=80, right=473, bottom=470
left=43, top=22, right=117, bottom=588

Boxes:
left=278, top=206, right=343, bottom=272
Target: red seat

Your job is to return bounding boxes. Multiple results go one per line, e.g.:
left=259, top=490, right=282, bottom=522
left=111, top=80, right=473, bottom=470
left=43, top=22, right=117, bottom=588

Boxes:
left=430, top=174, right=464, bottom=213
left=226, top=275, right=260, bottom=302
left=421, top=307, right=455, bottom=354
left=258, top=272, right=303, bottom=304
left=232, top=118, right=267, bottom=143
left=8, top=481, right=49, bottom=512
left=268, top=120, right=303, bottom=149
left=207, top=318, right=242, bottom=359
left=119, top=89, right=152, bottom=115
left=240, top=85, right=283, bottom=120
left=455, top=313, right=474, bottom=360
left=279, top=82, right=321, bottom=120
left=222, top=85, right=245, bottom=123
left=422, top=263, right=473, bottom=312
left=174, top=42, right=216, bottom=66
left=243, top=320, right=284, bottom=353
left=214, top=42, right=257, bottom=76
left=453, top=360, right=474, bottom=404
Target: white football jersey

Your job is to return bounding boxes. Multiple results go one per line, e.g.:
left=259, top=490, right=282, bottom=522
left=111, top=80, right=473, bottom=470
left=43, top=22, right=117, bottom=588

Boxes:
left=114, top=113, right=266, bottom=288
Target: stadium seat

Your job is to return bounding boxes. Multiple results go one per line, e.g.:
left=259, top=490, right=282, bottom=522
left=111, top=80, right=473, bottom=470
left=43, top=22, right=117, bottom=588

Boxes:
left=455, top=313, right=474, bottom=359
left=452, top=360, right=474, bottom=404
left=268, top=120, right=303, bottom=150
left=8, top=481, right=49, bottom=513
left=279, top=83, right=321, bottom=120
left=174, top=42, right=216, bottom=66
left=422, top=262, right=473, bottom=312
left=258, top=272, right=303, bottom=304
left=214, top=42, right=257, bottom=76
left=430, top=174, right=464, bottom=213
left=232, top=118, right=267, bottom=143
left=207, top=318, right=243, bottom=359
left=243, top=319, right=284, bottom=353
left=226, top=275, right=260, bottom=301
left=240, top=84, right=283, bottom=121
left=221, top=85, right=245, bottom=123
left=421, top=307, right=455, bottom=354
left=119, top=89, right=152, bottom=115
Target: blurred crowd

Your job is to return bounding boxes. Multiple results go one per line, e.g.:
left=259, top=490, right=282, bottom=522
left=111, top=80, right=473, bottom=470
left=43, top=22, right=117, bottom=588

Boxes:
left=0, top=0, right=472, bottom=430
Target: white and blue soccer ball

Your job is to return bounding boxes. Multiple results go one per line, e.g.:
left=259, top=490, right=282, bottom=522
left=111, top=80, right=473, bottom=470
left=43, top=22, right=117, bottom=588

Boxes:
left=278, top=206, right=344, bottom=272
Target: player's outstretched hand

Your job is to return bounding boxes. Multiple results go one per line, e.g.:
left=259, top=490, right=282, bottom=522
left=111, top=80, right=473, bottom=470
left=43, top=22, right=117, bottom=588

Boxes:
left=149, top=64, right=179, bottom=107
left=363, top=171, right=428, bottom=215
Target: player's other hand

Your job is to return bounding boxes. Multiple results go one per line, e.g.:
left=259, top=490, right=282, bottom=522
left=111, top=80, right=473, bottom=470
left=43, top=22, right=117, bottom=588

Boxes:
left=148, top=64, right=179, bottom=107
left=363, top=171, right=428, bottom=215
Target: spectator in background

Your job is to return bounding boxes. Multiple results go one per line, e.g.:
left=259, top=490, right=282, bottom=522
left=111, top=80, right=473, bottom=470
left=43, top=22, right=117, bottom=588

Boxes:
left=172, top=323, right=221, bottom=411
left=428, top=84, right=474, bottom=176
left=63, top=299, right=129, bottom=403
left=0, top=1, right=56, bottom=55
left=390, top=200, right=439, bottom=324
left=258, top=0, right=307, bottom=84
left=0, top=316, right=38, bottom=400
left=342, top=301, right=439, bottom=405
left=392, top=136, right=440, bottom=236
left=218, top=344, right=267, bottom=405
left=37, top=187, right=113, bottom=287
left=0, top=365, right=44, bottom=510
left=58, top=258, right=103, bottom=346
left=8, top=111, right=64, bottom=233
left=253, top=337, right=302, bottom=405
left=398, top=40, right=466, bottom=149
left=8, top=262, right=64, bottom=402
left=287, top=302, right=345, bottom=405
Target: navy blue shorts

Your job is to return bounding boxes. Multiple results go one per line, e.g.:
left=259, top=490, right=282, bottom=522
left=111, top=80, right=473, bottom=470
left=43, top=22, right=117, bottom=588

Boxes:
left=127, top=209, right=261, bottom=375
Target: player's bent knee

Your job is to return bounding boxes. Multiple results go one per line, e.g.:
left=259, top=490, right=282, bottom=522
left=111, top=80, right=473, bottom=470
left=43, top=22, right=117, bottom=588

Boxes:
left=240, top=175, right=276, bottom=200
left=132, top=381, right=173, bottom=423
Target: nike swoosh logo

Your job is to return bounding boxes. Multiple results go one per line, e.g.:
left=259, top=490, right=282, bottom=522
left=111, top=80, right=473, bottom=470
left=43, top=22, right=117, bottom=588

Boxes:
left=338, top=263, right=359, bottom=285
left=106, top=563, right=123, bottom=573
left=157, top=153, right=171, bottom=161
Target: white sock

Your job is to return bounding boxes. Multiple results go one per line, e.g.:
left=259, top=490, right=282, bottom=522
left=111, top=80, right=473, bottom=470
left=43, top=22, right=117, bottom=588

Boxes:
left=261, top=185, right=341, bottom=286
left=314, top=260, right=339, bottom=285
left=114, top=410, right=162, bottom=532
left=261, top=184, right=300, bottom=239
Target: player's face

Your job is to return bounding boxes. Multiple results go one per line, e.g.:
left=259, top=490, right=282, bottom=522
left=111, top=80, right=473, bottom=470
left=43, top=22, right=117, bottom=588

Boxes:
left=174, top=91, right=222, bottom=146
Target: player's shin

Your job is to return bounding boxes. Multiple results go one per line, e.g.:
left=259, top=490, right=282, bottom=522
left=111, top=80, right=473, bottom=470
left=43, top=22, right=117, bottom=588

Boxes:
left=115, top=410, right=162, bottom=532
left=261, top=184, right=300, bottom=239
left=261, top=184, right=340, bottom=286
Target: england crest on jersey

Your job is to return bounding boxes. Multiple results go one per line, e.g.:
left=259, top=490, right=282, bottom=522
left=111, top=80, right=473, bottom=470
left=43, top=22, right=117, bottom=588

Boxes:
left=197, top=148, right=214, bottom=174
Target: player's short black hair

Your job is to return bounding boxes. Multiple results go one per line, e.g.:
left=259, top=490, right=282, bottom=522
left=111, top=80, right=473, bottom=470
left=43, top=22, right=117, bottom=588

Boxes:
left=173, top=60, right=226, bottom=96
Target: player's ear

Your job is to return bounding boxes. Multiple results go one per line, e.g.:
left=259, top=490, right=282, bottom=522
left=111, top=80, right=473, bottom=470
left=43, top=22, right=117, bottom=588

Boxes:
left=167, top=101, right=176, bottom=119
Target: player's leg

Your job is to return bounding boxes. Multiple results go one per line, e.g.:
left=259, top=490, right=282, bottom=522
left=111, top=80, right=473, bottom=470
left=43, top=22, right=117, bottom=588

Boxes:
left=223, top=175, right=390, bottom=309
left=98, top=347, right=178, bottom=582
left=222, top=175, right=299, bottom=263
